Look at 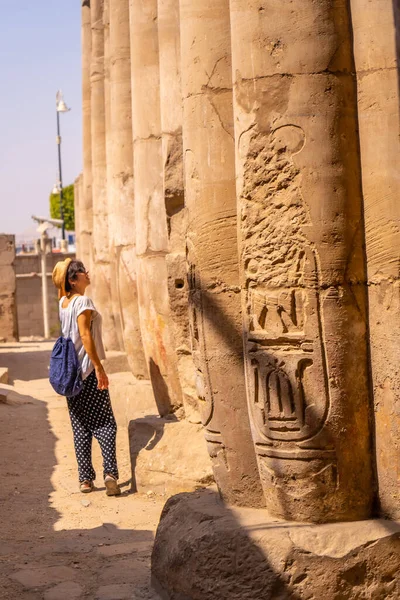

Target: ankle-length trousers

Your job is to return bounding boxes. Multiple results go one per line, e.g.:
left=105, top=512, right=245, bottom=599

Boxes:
left=67, top=370, right=119, bottom=482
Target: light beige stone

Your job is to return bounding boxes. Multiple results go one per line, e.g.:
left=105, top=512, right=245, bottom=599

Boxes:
left=80, top=0, right=93, bottom=276
left=158, top=0, right=199, bottom=423
left=0, top=234, right=18, bottom=342
left=90, top=0, right=119, bottom=351
left=129, top=0, right=184, bottom=416
left=229, top=0, right=373, bottom=522
left=108, top=0, right=147, bottom=378
left=129, top=415, right=213, bottom=495
left=152, top=490, right=400, bottom=600
left=0, top=367, right=8, bottom=384
left=104, top=0, right=124, bottom=352
left=350, top=0, right=400, bottom=521
left=73, top=174, right=82, bottom=259
left=179, top=0, right=264, bottom=507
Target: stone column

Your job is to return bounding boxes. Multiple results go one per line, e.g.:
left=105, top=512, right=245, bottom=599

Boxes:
left=103, top=0, right=124, bottom=351
left=129, top=0, right=184, bottom=415
left=158, top=0, right=199, bottom=421
left=73, top=174, right=82, bottom=258
left=351, top=0, right=400, bottom=519
left=108, top=0, right=147, bottom=377
left=229, top=0, right=374, bottom=521
left=90, top=0, right=119, bottom=350
left=179, top=0, right=264, bottom=506
left=80, top=0, right=93, bottom=273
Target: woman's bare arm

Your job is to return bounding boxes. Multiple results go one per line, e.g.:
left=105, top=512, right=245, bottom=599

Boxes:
left=77, top=309, right=109, bottom=390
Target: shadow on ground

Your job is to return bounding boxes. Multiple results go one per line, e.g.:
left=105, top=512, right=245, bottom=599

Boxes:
left=0, top=343, right=159, bottom=600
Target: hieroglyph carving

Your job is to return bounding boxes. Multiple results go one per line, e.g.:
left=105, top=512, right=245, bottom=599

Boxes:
left=241, top=125, right=336, bottom=491
left=187, top=242, right=227, bottom=469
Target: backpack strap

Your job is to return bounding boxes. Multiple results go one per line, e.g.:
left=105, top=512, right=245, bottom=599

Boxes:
left=65, top=295, right=81, bottom=339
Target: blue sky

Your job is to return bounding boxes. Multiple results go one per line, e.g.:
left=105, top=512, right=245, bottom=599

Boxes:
left=0, top=1, right=82, bottom=236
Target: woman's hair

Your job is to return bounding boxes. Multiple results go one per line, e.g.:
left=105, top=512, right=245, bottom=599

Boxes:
left=65, top=260, right=86, bottom=293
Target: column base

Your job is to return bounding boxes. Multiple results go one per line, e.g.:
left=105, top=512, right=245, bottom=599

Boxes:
left=152, top=489, right=400, bottom=599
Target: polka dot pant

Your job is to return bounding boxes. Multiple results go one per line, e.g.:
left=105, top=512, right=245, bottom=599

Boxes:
left=67, top=370, right=119, bottom=483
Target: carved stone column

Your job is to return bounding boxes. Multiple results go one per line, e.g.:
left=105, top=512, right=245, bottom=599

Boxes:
left=179, top=0, right=264, bottom=506
left=158, top=0, right=199, bottom=421
left=90, top=0, right=119, bottom=349
left=80, top=0, right=93, bottom=273
left=129, top=0, right=184, bottom=414
left=351, top=0, right=400, bottom=519
left=229, top=0, right=374, bottom=521
left=108, top=0, right=147, bottom=377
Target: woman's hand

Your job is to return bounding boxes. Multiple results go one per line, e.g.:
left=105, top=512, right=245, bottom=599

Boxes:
left=95, top=365, right=109, bottom=390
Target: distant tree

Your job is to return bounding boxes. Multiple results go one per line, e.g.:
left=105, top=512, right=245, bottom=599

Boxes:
left=49, top=184, right=75, bottom=231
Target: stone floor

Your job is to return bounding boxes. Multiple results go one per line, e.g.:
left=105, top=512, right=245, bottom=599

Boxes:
left=0, top=341, right=164, bottom=600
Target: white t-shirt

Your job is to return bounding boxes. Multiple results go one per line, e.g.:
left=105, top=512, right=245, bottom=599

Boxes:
left=59, top=295, right=106, bottom=380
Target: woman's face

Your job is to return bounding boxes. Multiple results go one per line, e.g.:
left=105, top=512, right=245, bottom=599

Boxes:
left=77, top=266, right=90, bottom=286
left=70, top=265, right=90, bottom=289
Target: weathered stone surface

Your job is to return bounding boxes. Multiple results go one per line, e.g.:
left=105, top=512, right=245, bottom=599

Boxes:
left=351, top=0, right=400, bottom=521
left=107, top=0, right=147, bottom=378
left=44, top=582, right=83, bottom=600
left=90, top=0, right=119, bottom=350
left=0, top=367, right=9, bottom=384
left=80, top=0, right=93, bottom=275
left=129, top=416, right=213, bottom=496
left=95, top=584, right=134, bottom=600
left=180, top=0, right=264, bottom=508
left=152, top=490, right=400, bottom=600
left=11, top=566, right=76, bottom=588
left=109, top=370, right=157, bottom=429
left=129, top=0, right=184, bottom=416
left=158, top=0, right=199, bottom=423
left=0, top=234, right=18, bottom=342
left=229, top=0, right=373, bottom=521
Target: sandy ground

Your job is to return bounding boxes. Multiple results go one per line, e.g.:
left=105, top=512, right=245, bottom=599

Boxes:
left=0, top=341, right=164, bottom=600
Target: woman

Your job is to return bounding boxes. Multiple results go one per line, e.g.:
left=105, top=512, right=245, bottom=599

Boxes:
left=52, top=258, right=121, bottom=496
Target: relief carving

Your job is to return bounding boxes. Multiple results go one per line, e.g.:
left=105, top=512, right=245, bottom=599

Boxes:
left=241, top=125, right=336, bottom=490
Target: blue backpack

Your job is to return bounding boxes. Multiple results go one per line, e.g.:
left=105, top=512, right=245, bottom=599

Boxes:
left=49, top=296, right=83, bottom=397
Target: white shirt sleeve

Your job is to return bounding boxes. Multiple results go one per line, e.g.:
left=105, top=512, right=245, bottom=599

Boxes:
left=75, top=296, right=97, bottom=318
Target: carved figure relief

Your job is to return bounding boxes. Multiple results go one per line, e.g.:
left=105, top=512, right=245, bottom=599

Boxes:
left=241, top=125, right=336, bottom=499
left=186, top=239, right=227, bottom=464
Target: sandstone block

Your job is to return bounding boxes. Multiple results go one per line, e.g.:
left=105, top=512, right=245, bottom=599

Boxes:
left=129, top=416, right=213, bottom=496
left=152, top=490, right=400, bottom=600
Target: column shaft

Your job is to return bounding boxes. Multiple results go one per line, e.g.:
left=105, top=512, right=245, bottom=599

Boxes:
left=80, top=0, right=93, bottom=273
left=179, top=0, right=264, bottom=506
left=351, top=0, right=400, bottom=518
left=90, top=0, right=119, bottom=349
left=109, top=0, right=147, bottom=377
left=129, top=0, right=184, bottom=415
left=229, top=0, right=374, bottom=521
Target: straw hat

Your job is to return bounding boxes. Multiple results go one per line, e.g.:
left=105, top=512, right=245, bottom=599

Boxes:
left=52, top=258, right=72, bottom=299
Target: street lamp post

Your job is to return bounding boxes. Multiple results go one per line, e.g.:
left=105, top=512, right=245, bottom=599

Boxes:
left=55, top=91, right=70, bottom=251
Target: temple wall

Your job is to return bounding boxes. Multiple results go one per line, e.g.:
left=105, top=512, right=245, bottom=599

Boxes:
left=0, top=235, right=18, bottom=342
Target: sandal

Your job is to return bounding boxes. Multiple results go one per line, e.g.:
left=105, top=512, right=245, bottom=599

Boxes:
left=104, top=474, right=121, bottom=497
left=80, top=480, right=93, bottom=493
